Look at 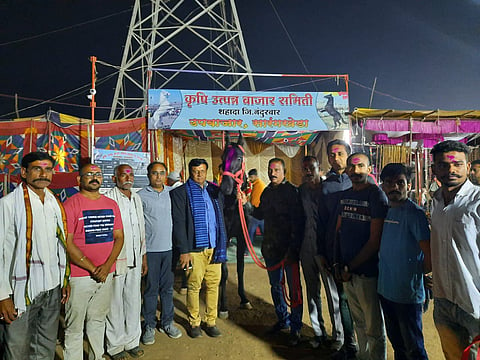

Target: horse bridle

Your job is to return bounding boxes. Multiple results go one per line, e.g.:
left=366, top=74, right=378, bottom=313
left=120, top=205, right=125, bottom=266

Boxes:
left=221, top=144, right=246, bottom=189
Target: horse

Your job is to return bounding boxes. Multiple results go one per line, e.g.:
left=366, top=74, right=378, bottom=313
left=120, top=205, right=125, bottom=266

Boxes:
left=321, top=94, right=347, bottom=129
left=218, top=132, right=252, bottom=317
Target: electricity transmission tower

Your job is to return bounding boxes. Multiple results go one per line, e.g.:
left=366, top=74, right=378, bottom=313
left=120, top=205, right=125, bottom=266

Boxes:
left=109, top=0, right=256, bottom=120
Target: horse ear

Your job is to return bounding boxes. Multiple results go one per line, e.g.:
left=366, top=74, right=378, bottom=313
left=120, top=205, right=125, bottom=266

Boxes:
left=224, top=131, right=231, bottom=145
left=237, top=131, right=244, bottom=146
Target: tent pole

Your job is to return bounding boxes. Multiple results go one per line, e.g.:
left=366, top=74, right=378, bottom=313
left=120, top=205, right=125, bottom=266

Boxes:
left=89, top=56, right=97, bottom=162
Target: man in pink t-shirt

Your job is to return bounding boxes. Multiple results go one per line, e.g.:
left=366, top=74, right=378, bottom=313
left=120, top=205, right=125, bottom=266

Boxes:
left=63, top=163, right=124, bottom=360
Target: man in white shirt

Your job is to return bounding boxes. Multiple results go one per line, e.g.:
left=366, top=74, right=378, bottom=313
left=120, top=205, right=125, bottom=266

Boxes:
left=105, top=164, right=147, bottom=360
left=0, top=151, right=69, bottom=360
left=430, top=140, right=480, bottom=360
left=167, top=171, right=183, bottom=188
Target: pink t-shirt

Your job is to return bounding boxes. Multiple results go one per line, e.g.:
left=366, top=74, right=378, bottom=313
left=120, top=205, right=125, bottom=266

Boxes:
left=64, top=192, right=123, bottom=277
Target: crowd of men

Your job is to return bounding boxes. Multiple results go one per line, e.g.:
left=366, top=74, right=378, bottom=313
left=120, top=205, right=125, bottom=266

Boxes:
left=0, top=138, right=479, bottom=360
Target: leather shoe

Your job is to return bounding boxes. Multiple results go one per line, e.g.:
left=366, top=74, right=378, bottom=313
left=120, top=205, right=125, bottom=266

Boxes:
left=189, top=326, right=202, bottom=338
left=204, top=325, right=222, bottom=337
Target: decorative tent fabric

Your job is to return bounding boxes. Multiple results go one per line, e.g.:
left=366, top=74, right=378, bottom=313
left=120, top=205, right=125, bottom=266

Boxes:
left=351, top=108, right=480, bottom=147
left=1, top=111, right=317, bottom=199
left=0, top=113, right=147, bottom=199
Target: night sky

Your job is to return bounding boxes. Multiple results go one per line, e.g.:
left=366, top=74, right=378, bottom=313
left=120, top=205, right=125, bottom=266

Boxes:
left=1, top=0, right=479, bottom=121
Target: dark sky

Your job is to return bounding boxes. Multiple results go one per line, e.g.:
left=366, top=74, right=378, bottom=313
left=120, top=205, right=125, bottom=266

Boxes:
left=1, top=0, right=479, bottom=121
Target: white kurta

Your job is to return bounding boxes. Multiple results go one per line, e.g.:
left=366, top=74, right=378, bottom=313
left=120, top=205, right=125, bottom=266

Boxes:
left=0, top=183, right=67, bottom=314
left=105, top=186, right=146, bottom=355
left=105, top=186, right=146, bottom=274
left=431, top=179, right=480, bottom=318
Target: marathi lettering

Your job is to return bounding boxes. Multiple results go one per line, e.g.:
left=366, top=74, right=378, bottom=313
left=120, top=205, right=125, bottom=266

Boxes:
left=211, top=95, right=239, bottom=106
left=189, top=118, right=245, bottom=128
left=184, top=91, right=208, bottom=108
left=251, top=117, right=309, bottom=128
left=253, top=109, right=281, bottom=117
left=278, top=93, right=313, bottom=106
left=242, top=96, right=276, bottom=106
left=218, top=108, right=241, bottom=115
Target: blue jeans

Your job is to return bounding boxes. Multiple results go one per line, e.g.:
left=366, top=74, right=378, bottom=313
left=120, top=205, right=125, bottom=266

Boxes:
left=247, top=215, right=264, bottom=243
left=265, top=257, right=303, bottom=332
left=142, top=251, right=174, bottom=329
left=379, top=295, right=428, bottom=360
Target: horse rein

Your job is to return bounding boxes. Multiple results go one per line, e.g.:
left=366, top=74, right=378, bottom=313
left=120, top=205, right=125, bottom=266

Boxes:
left=222, top=144, right=302, bottom=308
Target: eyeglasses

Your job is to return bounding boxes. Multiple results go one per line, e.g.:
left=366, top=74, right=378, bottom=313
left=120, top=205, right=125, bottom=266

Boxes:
left=150, top=171, right=166, bottom=176
left=81, top=172, right=103, bottom=178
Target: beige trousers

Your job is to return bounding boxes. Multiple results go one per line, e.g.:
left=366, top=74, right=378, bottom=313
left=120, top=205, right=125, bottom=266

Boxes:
left=186, top=248, right=222, bottom=327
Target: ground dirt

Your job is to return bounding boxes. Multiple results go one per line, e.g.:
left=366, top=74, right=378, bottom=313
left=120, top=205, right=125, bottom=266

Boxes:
left=56, top=262, right=443, bottom=360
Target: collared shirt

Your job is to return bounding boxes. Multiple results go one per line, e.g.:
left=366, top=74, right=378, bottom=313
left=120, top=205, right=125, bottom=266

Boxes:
left=105, top=187, right=145, bottom=269
left=138, top=185, right=173, bottom=252
left=322, top=170, right=352, bottom=197
left=28, top=187, right=61, bottom=293
left=200, top=182, right=217, bottom=248
left=431, top=179, right=480, bottom=318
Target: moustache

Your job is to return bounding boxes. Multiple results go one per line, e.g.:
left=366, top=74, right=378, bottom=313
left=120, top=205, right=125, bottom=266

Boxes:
left=123, top=181, right=133, bottom=186
left=89, top=180, right=100, bottom=185
left=34, top=178, right=51, bottom=182
left=388, top=191, right=401, bottom=196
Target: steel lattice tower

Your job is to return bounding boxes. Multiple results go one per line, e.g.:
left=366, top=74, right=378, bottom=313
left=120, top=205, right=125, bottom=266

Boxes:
left=109, top=0, right=256, bottom=120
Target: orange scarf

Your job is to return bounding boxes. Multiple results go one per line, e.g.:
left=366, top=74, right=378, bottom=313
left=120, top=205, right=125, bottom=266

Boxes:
left=22, top=184, right=70, bottom=305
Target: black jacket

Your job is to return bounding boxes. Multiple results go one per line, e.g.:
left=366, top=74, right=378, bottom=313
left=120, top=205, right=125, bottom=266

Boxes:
left=253, top=180, right=304, bottom=260
left=170, top=181, right=226, bottom=256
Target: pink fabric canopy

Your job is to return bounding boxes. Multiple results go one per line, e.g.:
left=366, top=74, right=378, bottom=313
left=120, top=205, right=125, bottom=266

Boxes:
left=365, top=119, right=480, bottom=134
left=371, top=133, right=467, bottom=147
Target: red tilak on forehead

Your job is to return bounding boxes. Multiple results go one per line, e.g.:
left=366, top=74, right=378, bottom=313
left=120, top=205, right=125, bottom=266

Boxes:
left=123, top=168, right=132, bottom=173
left=90, top=165, right=100, bottom=171
left=38, top=161, right=50, bottom=167
left=351, top=157, right=362, bottom=164
left=446, top=155, right=455, bottom=160
left=331, top=145, right=343, bottom=153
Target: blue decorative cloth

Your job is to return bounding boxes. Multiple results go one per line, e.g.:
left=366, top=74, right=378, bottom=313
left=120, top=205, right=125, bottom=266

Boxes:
left=186, top=179, right=209, bottom=249
left=185, top=179, right=227, bottom=263
left=210, top=187, right=227, bottom=263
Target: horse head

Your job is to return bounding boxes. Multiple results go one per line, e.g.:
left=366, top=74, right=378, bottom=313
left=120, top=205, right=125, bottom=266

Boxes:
left=220, top=132, right=245, bottom=196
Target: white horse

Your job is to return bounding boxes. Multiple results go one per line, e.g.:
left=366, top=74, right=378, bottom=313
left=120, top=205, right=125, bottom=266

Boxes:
left=151, top=90, right=174, bottom=128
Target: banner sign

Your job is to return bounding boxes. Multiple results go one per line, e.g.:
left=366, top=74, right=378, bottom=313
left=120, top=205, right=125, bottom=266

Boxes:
left=148, top=89, right=349, bottom=131
left=93, top=148, right=150, bottom=190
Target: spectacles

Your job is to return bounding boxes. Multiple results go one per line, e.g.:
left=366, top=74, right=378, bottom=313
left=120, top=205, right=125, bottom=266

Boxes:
left=150, top=171, right=166, bottom=176
left=82, top=172, right=103, bottom=178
